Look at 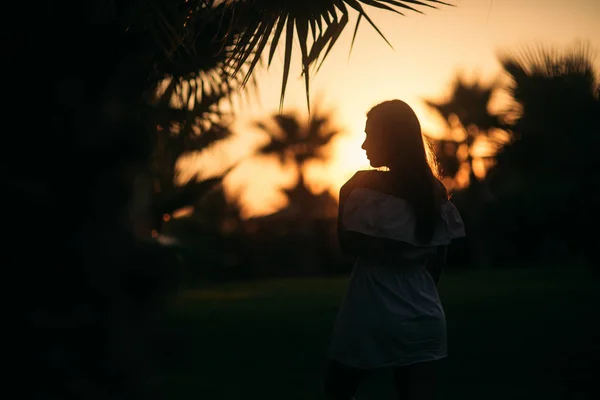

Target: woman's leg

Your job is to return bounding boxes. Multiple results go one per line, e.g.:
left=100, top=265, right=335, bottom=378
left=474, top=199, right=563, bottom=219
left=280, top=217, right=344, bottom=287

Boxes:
left=393, top=361, right=438, bottom=400
left=323, top=360, right=370, bottom=400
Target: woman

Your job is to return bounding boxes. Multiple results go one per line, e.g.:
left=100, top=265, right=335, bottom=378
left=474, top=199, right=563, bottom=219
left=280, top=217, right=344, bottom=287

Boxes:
left=324, top=100, right=465, bottom=400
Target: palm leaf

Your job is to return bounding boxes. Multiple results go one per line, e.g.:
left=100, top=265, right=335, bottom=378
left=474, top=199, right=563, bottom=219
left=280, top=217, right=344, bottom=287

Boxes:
left=254, top=103, right=343, bottom=169
left=310, top=12, right=349, bottom=75
left=499, top=43, right=598, bottom=99
left=225, top=0, right=452, bottom=110
left=425, top=74, right=503, bottom=132
left=148, top=76, right=234, bottom=153
left=153, top=176, right=223, bottom=218
left=347, top=13, right=362, bottom=61
left=110, top=0, right=450, bottom=110
left=140, top=1, right=256, bottom=119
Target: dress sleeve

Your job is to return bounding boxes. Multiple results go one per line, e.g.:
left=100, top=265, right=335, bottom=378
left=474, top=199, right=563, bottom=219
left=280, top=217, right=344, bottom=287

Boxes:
left=342, top=188, right=465, bottom=246
left=337, top=173, right=415, bottom=259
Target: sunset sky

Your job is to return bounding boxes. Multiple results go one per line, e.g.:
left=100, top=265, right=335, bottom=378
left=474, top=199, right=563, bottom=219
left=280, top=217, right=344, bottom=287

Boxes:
left=180, top=0, right=600, bottom=218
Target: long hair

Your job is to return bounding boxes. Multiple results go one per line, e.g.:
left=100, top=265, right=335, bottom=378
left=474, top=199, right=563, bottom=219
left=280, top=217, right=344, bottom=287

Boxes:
left=367, top=100, right=448, bottom=244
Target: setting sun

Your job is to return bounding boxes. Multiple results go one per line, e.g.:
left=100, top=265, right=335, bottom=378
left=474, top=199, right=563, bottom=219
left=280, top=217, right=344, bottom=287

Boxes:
left=326, top=124, right=371, bottom=193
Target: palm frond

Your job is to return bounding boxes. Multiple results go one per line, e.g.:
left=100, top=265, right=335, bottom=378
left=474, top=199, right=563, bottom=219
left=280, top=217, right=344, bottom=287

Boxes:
left=497, top=42, right=599, bottom=148
left=135, top=1, right=255, bottom=116
left=108, top=0, right=450, bottom=110
left=425, top=74, right=502, bottom=132
left=147, top=77, right=234, bottom=155
left=273, top=114, right=303, bottom=140
left=500, top=42, right=596, bottom=80
left=225, top=0, right=452, bottom=109
left=146, top=64, right=236, bottom=206
left=499, top=42, right=599, bottom=100
left=153, top=175, right=223, bottom=218
left=254, top=102, right=344, bottom=170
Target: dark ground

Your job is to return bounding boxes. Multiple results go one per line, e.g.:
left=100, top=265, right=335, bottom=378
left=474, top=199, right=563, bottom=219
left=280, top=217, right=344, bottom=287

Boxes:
left=156, top=267, right=599, bottom=399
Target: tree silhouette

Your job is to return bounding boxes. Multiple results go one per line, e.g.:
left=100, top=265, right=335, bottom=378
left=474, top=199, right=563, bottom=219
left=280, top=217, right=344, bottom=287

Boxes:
left=496, top=43, right=599, bottom=170
left=255, top=105, right=342, bottom=208
left=424, top=74, right=513, bottom=269
left=425, top=74, right=507, bottom=186
left=486, top=43, right=600, bottom=266
left=146, top=78, right=236, bottom=233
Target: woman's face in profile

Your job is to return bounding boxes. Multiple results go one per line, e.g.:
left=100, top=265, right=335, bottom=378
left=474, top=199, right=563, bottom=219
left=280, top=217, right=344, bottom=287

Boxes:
left=362, top=118, right=390, bottom=168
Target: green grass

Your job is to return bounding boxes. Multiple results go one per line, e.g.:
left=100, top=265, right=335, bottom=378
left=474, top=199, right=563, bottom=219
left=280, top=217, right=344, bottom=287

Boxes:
left=156, top=268, right=599, bottom=399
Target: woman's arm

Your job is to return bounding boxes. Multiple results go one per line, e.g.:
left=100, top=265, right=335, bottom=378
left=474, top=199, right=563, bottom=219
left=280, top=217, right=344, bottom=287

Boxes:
left=338, top=228, right=414, bottom=261
left=337, top=171, right=414, bottom=260
left=425, top=245, right=447, bottom=286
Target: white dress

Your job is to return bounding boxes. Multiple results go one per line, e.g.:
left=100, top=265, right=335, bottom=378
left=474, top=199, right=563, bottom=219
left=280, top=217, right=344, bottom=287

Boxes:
left=327, top=187, right=466, bottom=369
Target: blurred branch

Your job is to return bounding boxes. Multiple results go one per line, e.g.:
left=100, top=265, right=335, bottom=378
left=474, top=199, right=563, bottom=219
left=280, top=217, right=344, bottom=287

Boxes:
left=153, top=176, right=223, bottom=219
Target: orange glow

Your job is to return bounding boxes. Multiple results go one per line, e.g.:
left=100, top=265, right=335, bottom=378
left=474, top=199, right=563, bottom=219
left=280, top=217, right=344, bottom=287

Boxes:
left=454, top=162, right=471, bottom=190
left=172, top=206, right=193, bottom=219
left=328, top=128, right=370, bottom=192
left=335, top=128, right=369, bottom=172
left=472, top=158, right=487, bottom=179
left=162, top=213, right=171, bottom=222
left=456, top=144, right=469, bottom=161
left=470, top=136, right=495, bottom=159
left=176, top=0, right=600, bottom=217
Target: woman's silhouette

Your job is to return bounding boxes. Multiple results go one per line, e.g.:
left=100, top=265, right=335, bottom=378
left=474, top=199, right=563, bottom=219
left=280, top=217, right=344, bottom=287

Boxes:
left=324, top=100, right=465, bottom=400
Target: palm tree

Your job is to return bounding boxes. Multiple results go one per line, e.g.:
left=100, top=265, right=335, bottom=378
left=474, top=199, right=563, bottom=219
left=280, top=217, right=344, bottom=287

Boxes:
left=496, top=43, right=599, bottom=170
left=487, top=43, right=600, bottom=266
left=424, top=74, right=512, bottom=269
left=249, top=106, right=343, bottom=276
left=255, top=105, right=342, bottom=209
left=145, top=78, right=236, bottom=233
left=425, top=74, right=507, bottom=186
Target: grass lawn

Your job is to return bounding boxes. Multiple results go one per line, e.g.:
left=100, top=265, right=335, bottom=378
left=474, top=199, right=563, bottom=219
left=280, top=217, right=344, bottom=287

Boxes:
left=156, top=267, right=599, bottom=399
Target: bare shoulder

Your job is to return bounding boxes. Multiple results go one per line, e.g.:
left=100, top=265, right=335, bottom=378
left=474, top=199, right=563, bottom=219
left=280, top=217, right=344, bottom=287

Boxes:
left=339, top=170, right=382, bottom=206
left=342, top=170, right=384, bottom=191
